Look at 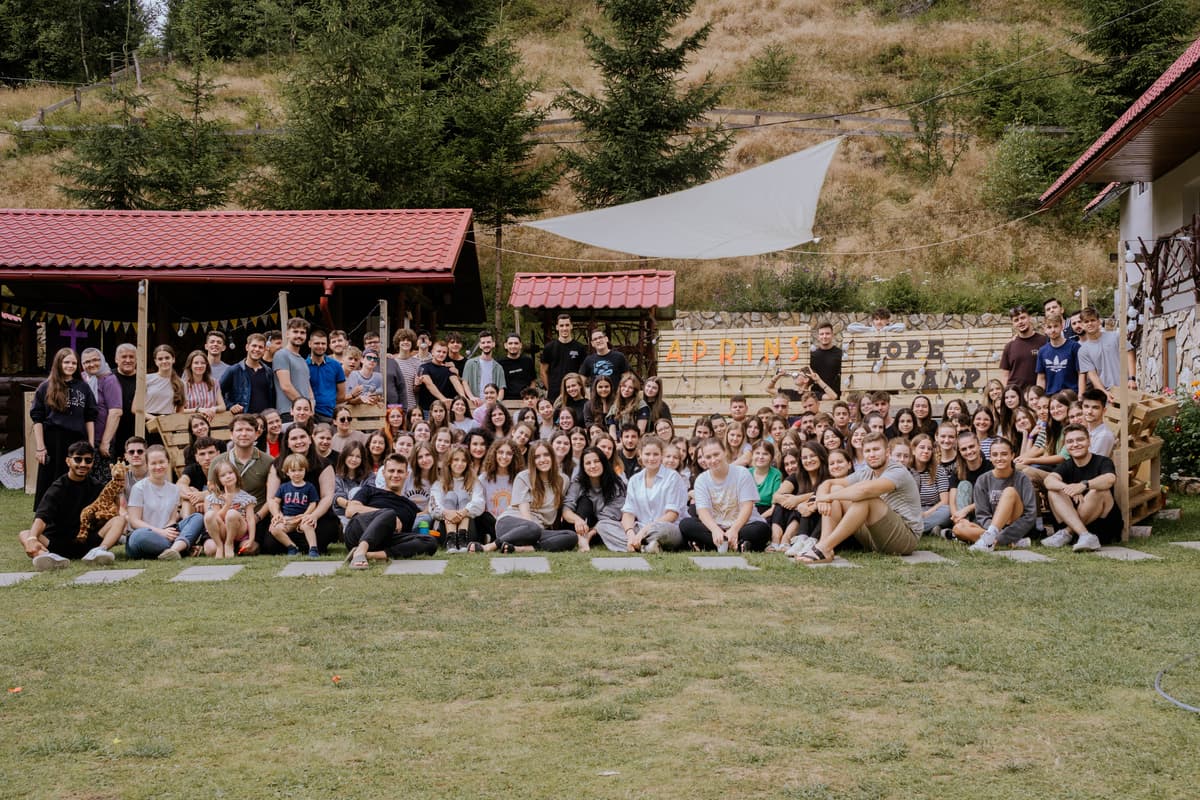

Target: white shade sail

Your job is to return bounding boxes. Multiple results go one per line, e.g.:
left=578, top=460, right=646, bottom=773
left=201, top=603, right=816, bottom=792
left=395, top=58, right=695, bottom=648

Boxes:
left=523, top=137, right=841, bottom=259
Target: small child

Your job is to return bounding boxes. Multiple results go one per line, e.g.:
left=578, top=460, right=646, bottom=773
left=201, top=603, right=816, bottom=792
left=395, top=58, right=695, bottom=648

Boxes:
left=204, top=461, right=258, bottom=558
left=269, top=454, right=320, bottom=558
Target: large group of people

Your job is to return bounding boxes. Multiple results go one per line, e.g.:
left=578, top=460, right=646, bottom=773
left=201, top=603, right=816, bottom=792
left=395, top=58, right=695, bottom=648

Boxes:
left=20, top=302, right=1132, bottom=571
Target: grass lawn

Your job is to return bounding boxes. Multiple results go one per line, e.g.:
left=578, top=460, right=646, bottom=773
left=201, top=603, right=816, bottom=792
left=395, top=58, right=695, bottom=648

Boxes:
left=2, top=487, right=1199, bottom=799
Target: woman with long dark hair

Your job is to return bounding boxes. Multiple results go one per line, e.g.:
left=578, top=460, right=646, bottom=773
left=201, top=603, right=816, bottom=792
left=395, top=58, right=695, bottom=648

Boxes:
left=182, top=349, right=225, bottom=416
left=482, top=440, right=575, bottom=553
left=30, top=347, right=98, bottom=507
left=772, top=441, right=830, bottom=554
left=264, top=425, right=340, bottom=553
left=562, top=446, right=628, bottom=551
left=143, top=344, right=186, bottom=420
left=638, top=376, right=672, bottom=433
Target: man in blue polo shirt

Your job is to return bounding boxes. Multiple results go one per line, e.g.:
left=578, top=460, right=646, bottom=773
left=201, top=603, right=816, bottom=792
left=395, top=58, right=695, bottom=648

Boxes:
left=306, top=329, right=346, bottom=423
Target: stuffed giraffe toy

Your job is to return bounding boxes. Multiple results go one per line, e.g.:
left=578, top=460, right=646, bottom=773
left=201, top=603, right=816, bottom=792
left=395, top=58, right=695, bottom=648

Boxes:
left=76, top=460, right=127, bottom=542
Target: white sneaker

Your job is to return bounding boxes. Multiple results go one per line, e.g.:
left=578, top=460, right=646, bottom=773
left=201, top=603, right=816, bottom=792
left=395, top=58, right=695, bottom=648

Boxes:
left=643, top=539, right=661, bottom=554
left=82, top=546, right=115, bottom=565
left=1041, top=529, right=1073, bottom=548
left=785, top=536, right=814, bottom=557
left=1072, top=532, right=1102, bottom=552
left=969, top=529, right=999, bottom=553
left=32, top=552, right=69, bottom=571
left=1011, top=538, right=1032, bottom=549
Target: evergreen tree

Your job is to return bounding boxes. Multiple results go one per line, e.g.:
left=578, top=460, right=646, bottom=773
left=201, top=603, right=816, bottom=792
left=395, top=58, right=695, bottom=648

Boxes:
left=247, top=0, right=454, bottom=210
left=1078, top=0, right=1200, bottom=131
left=446, top=38, right=557, bottom=329
left=56, top=86, right=154, bottom=209
left=0, top=0, right=146, bottom=84
left=556, top=0, right=730, bottom=208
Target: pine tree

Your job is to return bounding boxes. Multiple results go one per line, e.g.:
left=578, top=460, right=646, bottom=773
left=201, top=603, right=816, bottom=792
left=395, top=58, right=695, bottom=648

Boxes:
left=56, top=86, right=154, bottom=209
left=446, top=39, right=558, bottom=329
left=556, top=0, right=730, bottom=208
left=1078, top=0, right=1200, bottom=131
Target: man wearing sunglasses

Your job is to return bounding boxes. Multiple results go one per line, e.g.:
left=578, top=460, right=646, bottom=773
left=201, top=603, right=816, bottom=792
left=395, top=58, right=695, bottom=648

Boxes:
left=19, top=441, right=127, bottom=570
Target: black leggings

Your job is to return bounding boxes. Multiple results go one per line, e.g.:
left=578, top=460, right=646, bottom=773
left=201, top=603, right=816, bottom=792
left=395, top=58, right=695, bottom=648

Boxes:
left=34, top=424, right=87, bottom=509
left=769, top=505, right=819, bottom=539
left=679, top=518, right=772, bottom=551
left=344, top=509, right=438, bottom=558
left=494, top=516, right=577, bottom=551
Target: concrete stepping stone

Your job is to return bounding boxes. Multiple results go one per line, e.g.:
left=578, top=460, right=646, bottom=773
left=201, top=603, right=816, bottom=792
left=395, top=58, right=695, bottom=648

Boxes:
left=278, top=561, right=342, bottom=577
left=170, top=565, right=243, bottom=583
left=0, top=572, right=38, bottom=587
left=1094, top=546, right=1161, bottom=561
left=491, top=557, right=550, bottom=575
left=802, top=555, right=859, bottom=568
left=592, top=557, right=651, bottom=572
left=1169, top=541, right=1200, bottom=551
left=900, top=550, right=952, bottom=565
left=994, top=550, right=1053, bottom=563
left=384, top=560, right=448, bottom=575
left=74, top=569, right=144, bottom=584
left=690, top=556, right=759, bottom=570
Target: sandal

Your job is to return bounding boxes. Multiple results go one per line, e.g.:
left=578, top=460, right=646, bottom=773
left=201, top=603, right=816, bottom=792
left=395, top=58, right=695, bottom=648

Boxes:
left=466, top=541, right=485, bottom=553
left=350, top=553, right=370, bottom=570
left=796, top=545, right=833, bottom=565
left=498, top=542, right=515, bottom=554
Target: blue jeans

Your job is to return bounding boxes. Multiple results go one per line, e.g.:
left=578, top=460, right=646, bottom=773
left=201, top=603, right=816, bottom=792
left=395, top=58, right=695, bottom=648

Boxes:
left=922, top=505, right=952, bottom=533
left=126, top=513, right=206, bottom=559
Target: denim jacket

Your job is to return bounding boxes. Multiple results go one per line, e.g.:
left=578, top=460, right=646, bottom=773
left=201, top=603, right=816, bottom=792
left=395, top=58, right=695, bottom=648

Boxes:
left=220, top=360, right=275, bottom=413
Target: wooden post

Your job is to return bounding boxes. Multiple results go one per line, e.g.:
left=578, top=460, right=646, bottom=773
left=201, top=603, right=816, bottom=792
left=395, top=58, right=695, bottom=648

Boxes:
left=378, top=300, right=389, bottom=406
left=135, top=279, right=149, bottom=437
left=1116, top=249, right=1131, bottom=540
left=1079, top=285, right=1089, bottom=309
left=278, top=291, right=289, bottom=327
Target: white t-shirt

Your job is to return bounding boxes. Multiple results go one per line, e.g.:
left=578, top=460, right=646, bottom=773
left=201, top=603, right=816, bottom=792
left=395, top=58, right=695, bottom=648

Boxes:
left=129, top=478, right=181, bottom=528
left=692, top=464, right=763, bottom=528
left=622, top=467, right=688, bottom=525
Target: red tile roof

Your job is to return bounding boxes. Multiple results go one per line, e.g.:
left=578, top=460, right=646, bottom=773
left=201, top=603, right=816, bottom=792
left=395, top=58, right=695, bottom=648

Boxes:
left=509, top=270, right=676, bottom=310
left=1040, top=36, right=1200, bottom=207
left=0, top=208, right=473, bottom=283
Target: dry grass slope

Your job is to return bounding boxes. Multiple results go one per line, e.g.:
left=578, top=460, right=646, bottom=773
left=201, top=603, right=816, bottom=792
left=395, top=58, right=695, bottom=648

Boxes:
left=0, top=0, right=1116, bottom=311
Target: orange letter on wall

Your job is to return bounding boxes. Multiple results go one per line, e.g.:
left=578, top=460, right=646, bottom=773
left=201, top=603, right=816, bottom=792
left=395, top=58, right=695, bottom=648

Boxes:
left=720, top=339, right=736, bottom=364
left=692, top=341, right=708, bottom=363
left=763, top=338, right=780, bottom=363
left=789, top=335, right=801, bottom=362
left=664, top=340, right=682, bottom=363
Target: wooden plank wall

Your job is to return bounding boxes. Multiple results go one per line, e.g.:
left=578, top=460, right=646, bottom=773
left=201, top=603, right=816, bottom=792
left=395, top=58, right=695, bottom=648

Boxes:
left=656, top=324, right=1015, bottom=424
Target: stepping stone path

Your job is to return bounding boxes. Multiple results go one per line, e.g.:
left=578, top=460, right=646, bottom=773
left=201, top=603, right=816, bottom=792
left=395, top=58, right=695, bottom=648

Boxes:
left=385, top=560, right=448, bottom=576
left=1170, top=541, right=1200, bottom=551
left=690, top=556, right=759, bottom=570
left=74, top=569, right=144, bottom=584
left=1094, top=546, right=1160, bottom=561
left=492, top=557, right=550, bottom=575
left=802, top=555, right=859, bottom=568
left=278, top=561, right=342, bottom=577
left=592, top=557, right=651, bottom=572
left=0, top=572, right=37, bottom=587
left=170, top=565, right=242, bottom=583
left=994, top=550, right=1053, bottom=563
left=900, top=550, right=953, bottom=565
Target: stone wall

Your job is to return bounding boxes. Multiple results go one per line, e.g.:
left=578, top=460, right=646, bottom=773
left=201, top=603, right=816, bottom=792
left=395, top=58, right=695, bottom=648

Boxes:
left=669, top=311, right=1013, bottom=333
left=1138, top=306, right=1200, bottom=391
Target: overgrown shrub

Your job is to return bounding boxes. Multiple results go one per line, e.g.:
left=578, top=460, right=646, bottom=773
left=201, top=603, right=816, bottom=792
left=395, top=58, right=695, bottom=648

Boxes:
left=745, top=43, right=797, bottom=99
left=981, top=126, right=1061, bottom=217
left=714, top=264, right=863, bottom=312
left=1159, top=383, right=1200, bottom=479
left=868, top=273, right=927, bottom=313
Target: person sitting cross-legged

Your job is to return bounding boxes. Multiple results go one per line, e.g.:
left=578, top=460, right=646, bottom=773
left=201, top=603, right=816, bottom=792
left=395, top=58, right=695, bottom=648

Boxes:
left=1041, top=424, right=1121, bottom=552
left=18, top=441, right=127, bottom=570
left=796, top=431, right=921, bottom=564
left=950, top=436, right=1037, bottom=552
left=343, top=454, right=438, bottom=568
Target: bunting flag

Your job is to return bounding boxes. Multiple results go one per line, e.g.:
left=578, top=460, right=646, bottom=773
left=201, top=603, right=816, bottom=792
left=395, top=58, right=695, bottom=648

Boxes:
left=0, top=302, right=320, bottom=334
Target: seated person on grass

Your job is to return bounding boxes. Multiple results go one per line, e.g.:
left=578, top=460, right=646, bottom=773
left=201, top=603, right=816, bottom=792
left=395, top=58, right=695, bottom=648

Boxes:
left=951, top=437, right=1037, bottom=552
left=343, top=454, right=437, bottom=568
left=797, top=431, right=921, bottom=564
left=19, top=441, right=127, bottom=570
left=1080, top=389, right=1115, bottom=458
left=1041, top=424, right=1121, bottom=552
left=947, top=431, right=990, bottom=532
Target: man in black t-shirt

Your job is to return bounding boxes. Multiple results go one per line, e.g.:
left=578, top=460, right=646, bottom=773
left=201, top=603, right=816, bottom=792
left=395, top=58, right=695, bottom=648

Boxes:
left=498, top=333, right=536, bottom=398
left=344, top=455, right=438, bottom=565
left=808, top=321, right=843, bottom=400
left=540, top=314, right=586, bottom=402
left=416, top=341, right=464, bottom=412
left=580, top=328, right=630, bottom=384
left=1042, top=424, right=1121, bottom=550
left=111, top=343, right=139, bottom=456
left=19, top=441, right=125, bottom=569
